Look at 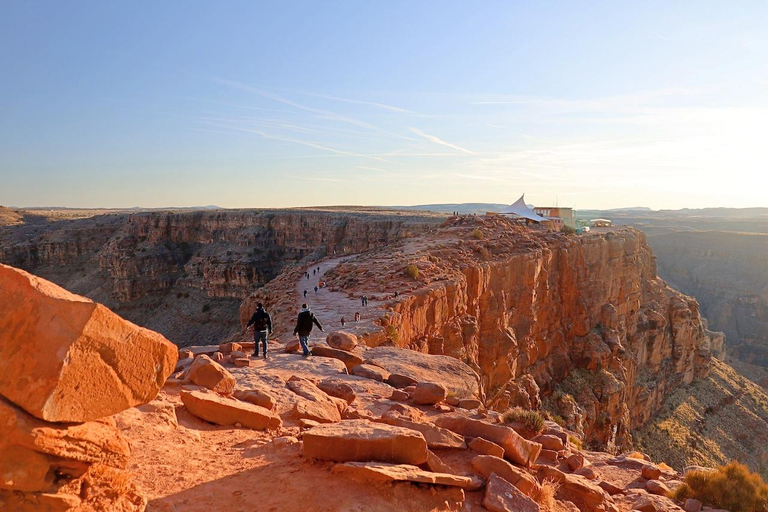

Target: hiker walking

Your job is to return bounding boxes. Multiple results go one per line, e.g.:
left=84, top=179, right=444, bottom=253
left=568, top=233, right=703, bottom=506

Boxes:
left=303, top=289, right=307, bottom=298
left=314, top=285, right=318, bottom=294
left=354, top=311, right=360, bottom=322
left=244, top=302, right=272, bottom=358
left=341, top=317, right=346, bottom=327
left=293, top=303, right=323, bottom=357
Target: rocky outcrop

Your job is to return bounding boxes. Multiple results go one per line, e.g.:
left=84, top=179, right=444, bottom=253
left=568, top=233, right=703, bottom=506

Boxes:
left=321, top=217, right=721, bottom=450
left=0, top=208, right=442, bottom=345
left=0, top=264, right=176, bottom=511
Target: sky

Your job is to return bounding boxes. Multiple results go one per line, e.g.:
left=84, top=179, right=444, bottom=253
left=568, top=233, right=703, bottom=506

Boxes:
left=1, top=1, right=767, bottom=210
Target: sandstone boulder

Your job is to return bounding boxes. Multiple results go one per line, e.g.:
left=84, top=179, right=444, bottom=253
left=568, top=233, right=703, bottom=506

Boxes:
left=332, top=462, right=478, bottom=489
left=469, top=437, right=505, bottom=458
left=435, top=414, right=542, bottom=467
left=187, top=355, right=236, bottom=395
left=641, top=465, right=662, bottom=480
left=232, top=389, right=276, bottom=410
left=287, top=377, right=344, bottom=423
left=0, top=264, right=177, bottom=422
left=317, top=379, right=356, bottom=404
left=386, top=373, right=419, bottom=388
left=645, top=479, right=670, bottom=496
left=326, top=331, right=358, bottom=351
left=483, top=473, right=541, bottom=512
left=180, top=390, right=281, bottom=430
left=471, top=455, right=540, bottom=496
left=458, top=398, right=483, bottom=410
left=302, top=420, right=428, bottom=465
left=426, top=450, right=455, bottom=474
left=412, top=382, right=447, bottom=405
left=533, top=434, right=565, bottom=451
left=352, top=364, right=390, bottom=381
left=376, top=416, right=467, bottom=449
left=558, top=473, right=612, bottom=512
left=311, top=345, right=364, bottom=372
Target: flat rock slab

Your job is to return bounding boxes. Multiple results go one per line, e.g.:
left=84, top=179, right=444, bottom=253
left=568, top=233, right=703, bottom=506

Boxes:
left=435, top=414, right=542, bottom=467
left=483, top=473, right=541, bottom=512
left=376, top=416, right=467, bottom=450
left=363, top=347, right=480, bottom=398
left=0, top=264, right=177, bottom=422
left=352, top=364, right=390, bottom=382
left=332, top=462, right=479, bottom=490
left=302, top=419, right=428, bottom=465
left=180, top=390, right=282, bottom=430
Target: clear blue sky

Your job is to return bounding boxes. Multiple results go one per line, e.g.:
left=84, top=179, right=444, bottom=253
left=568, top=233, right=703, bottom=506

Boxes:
left=2, top=1, right=766, bottom=209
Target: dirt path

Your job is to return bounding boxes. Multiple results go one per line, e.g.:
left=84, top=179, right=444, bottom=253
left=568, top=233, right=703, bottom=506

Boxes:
left=290, top=256, right=387, bottom=340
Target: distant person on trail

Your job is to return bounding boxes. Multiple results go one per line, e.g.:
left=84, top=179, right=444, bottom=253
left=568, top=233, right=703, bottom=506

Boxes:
left=293, top=303, right=323, bottom=357
left=341, top=317, right=346, bottom=327
left=354, top=311, right=360, bottom=322
left=314, top=285, right=318, bottom=294
left=303, top=289, right=307, bottom=298
left=244, top=302, right=272, bottom=359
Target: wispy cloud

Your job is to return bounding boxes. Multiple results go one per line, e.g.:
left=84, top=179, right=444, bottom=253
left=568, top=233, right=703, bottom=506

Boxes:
left=408, top=127, right=475, bottom=155
left=213, top=78, right=377, bottom=129
left=300, top=92, right=416, bottom=114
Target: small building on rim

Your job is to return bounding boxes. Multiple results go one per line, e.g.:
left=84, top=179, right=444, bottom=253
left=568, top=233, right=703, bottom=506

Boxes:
left=533, top=206, right=574, bottom=227
left=590, top=218, right=612, bottom=228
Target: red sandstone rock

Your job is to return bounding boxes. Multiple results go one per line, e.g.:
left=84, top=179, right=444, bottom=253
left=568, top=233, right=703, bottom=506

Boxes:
left=352, top=364, right=390, bottom=381
left=566, top=452, right=585, bottom=471
left=426, top=450, right=455, bottom=474
left=575, top=466, right=597, bottom=480
left=469, top=437, right=505, bottom=458
left=483, top=473, right=541, bottom=512
left=434, top=414, right=542, bottom=467
left=287, top=377, right=343, bottom=423
left=470, top=455, right=540, bottom=496
left=302, top=420, right=428, bottom=465
left=233, top=358, right=252, bottom=367
left=317, top=379, right=357, bottom=404
left=684, top=498, right=702, bottom=512
left=457, top=398, right=483, bottom=409
left=645, top=479, right=670, bottom=496
left=0, top=264, right=177, bottom=422
left=533, top=434, right=565, bottom=451
left=326, top=331, right=358, bottom=351
left=641, top=465, right=662, bottom=480
left=232, top=389, right=276, bottom=410
left=376, top=416, right=466, bottom=450
left=218, top=342, right=242, bottom=353
left=390, top=389, right=410, bottom=401
left=332, top=462, right=477, bottom=489
left=387, top=373, right=419, bottom=388
left=558, top=473, right=613, bottom=512
left=535, top=448, right=559, bottom=465
left=180, top=390, right=281, bottom=430
left=597, top=480, right=623, bottom=495
left=412, top=382, right=447, bottom=405
left=311, top=345, right=364, bottom=372
left=186, top=355, right=236, bottom=394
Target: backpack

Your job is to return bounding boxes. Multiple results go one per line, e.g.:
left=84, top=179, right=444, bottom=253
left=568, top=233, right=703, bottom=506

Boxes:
left=254, top=310, right=269, bottom=331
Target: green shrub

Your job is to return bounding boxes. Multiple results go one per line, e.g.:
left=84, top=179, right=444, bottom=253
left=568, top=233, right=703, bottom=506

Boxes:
left=568, top=434, right=583, bottom=450
left=385, top=324, right=399, bottom=342
left=404, top=264, right=419, bottom=279
left=672, top=462, right=768, bottom=512
left=202, top=304, right=210, bottom=313
left=561, top=225, right=577, bottom=235
left=501, top=407, right=545, bottom=435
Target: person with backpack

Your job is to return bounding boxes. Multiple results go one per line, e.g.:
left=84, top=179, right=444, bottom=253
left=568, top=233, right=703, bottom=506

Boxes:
left=245, top=302, right=272, bottom=358
left=293, top=303, right=323, bottom=357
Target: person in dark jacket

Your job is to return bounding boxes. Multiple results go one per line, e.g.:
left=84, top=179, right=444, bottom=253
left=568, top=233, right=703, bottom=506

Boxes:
left=293, top=303, right=323, bottom=357
left=245, top=302, right=272, bottom=358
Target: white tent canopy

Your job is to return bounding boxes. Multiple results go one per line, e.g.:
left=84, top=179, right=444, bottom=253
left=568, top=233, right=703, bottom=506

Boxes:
left=498, top=194, right=547, bottom=222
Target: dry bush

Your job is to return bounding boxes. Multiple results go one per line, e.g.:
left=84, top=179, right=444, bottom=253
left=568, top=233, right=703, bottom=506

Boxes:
left=404, top=264, right=419, bottom=279
left=672, top=462, right=768, bottom=512
left=501, top=407, right=545, bottom=435
left=532, top=479, right=560, bottom=511
left=471, top=228, right=484, bottom=240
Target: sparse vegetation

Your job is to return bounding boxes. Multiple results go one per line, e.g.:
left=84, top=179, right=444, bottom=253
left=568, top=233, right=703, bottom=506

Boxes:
left=501, top=407, right=545, bottom=435
left=201, top=304, right=210, bottom=313
left=385, top=324, right=399, bottom=342
left=568, top=434, right=583, bottom=450
left=404, top=264, right=419, bottom=279
left=672, top=462, right=768, bottom=512
left=561, top=225, right=577, bottom=235
left=532, top=479, right=559, bottom=511
left=471, top=228, right=484, bottom=240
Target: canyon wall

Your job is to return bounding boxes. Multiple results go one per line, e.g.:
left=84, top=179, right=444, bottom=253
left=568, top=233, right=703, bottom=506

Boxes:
left=0, top=208, right=442, bottom=345
left=321, top=217, right=723, bottom=451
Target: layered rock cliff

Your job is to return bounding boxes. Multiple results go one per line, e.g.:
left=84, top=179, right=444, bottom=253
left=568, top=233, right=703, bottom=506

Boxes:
left=312, top=216, right=723, bottom=451
left=0, top=208, right=442, bottom=345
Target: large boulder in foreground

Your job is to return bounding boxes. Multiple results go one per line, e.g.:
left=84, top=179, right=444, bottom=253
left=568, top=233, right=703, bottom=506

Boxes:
left=0, top=264, right=177, bottom=422
left=181, top=390, right=282, bottom=430
left=435, top=414, right=542, bottom=467
left=302, top=420, right=428, bottom=465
